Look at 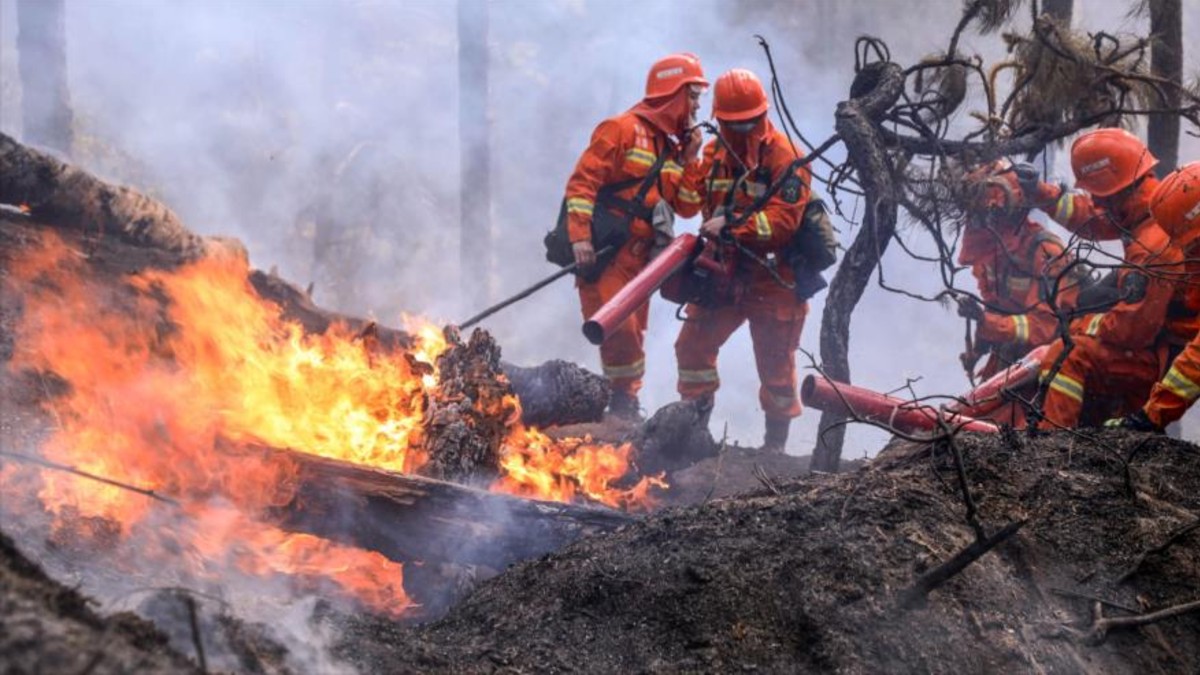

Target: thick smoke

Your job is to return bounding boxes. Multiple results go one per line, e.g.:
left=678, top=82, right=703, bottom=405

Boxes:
left=1, top=1, right=1198, bottom=462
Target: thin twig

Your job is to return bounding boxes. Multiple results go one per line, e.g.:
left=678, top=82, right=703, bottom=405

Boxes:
left=0, top=450, right=179, bottom=506
left=1116, top=519, right=1200, bottom=585
left=182, top=593, right=208, bottom=673
left=703, top=423, right=729, bottom=504
left=898, top=519, right=1026, bottom=609
left=1088, top=598, right=1200, bottom=644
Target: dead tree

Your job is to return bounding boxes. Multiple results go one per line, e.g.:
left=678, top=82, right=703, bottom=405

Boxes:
left=458, top=0, right=492, bottom=310
left=16, top=0, right=73, bottom=155
left=812, top=56, right=905, bottom=473
left=1148, top=0, right=1183, bottom=174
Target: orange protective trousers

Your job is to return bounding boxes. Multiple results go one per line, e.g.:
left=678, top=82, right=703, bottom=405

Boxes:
left=577, top=238, right=652, bottom=397
left=675, top=288, right=807, bottom=420
left=1038, top=335, right=1161, bottom=428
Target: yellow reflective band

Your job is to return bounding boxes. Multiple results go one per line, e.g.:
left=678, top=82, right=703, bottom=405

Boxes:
left=1054, top=194, right=1075, bottom=223
left=1162, top=367, right=1200, bottom=401
left=1047, top=373, right=1085, bottom=402
left=1011, top=315, right=1030, bottom=343
left=678, top=368, right=719, bottom=384
left=709, top=178, right=734, bottom=191
left=625, top=148, right=656, bottom=167
left=566, top=197, right=594, bottom=215
left=662, top=160, right=683, bottom=177
left=754, top=211, right=772, bottom=240
left=1085, top=314, right=1103, bottom=336
left=603, top=359, right=645, bottom=379
left=679, top=188, right=703, bottom=204
left=767, top=391, right=797, bottom=408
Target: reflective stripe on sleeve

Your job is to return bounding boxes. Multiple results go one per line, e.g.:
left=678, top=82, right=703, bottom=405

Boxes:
left=662, top=160, right=683, bottom=177
left=1011, top=315, right=1030, bottom=343
left=1046, top=372, right=1085, bottom=402
left=566, top=197, right=594, bottom=215
left=624, top=148, right=657, bottom=167
left=1161, top=366, right=1200, bottom=401
left=754, top=211, right=771, bottom=240
left=1085, top=314, right=1103, bottom=336
left=1054, top=193, right=1075, bottom=223
left=679, top=188, right=703, bottom=204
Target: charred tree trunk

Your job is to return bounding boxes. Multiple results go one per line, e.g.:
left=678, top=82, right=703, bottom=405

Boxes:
left=502, top=359, right=609, bottom=427
left=1042, top=0, right=1072, bottom=24
left=458, top=0, right=492, bottom=311
left=0, top=132, right=207, bottom=256
left=1148, top=0, right=1182, bottom=175
left=811, top=62, right=905, bottom=473
left=264, top=449, right=633, bottom=568
left=16, top=0, right=73, bottom=155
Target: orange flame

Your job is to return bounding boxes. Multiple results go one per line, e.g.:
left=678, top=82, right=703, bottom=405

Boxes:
left=3, top=230, right=663, bottom=616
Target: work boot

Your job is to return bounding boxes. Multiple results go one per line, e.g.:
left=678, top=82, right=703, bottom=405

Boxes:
left=694, top=394, right=715, bottom=427
left=608, top=391, right=643, bottom=422
left=762, top=417, right=791, bottom=454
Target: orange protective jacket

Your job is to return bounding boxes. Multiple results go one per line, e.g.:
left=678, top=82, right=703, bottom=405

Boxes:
left=675, top=120, right=812, bottom=287
left=959, top=220, right=1080, bottom=350
left=1044, top=181, right=1182, bottom=351
left=563, top=111, right=691, bottom=245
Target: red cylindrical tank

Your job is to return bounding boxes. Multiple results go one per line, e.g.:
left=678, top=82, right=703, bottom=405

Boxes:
left=800, top=375, right=999, bottom=434
left=583, top=233, right=701, bottom=345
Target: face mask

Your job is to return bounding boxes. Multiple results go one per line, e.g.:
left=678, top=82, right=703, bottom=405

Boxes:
left=725, top=120, right=757, bottom=134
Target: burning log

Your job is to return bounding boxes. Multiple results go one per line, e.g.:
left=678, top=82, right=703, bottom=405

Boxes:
left=266, top=449, right=634, bottom=569
left=501, top=359, right=609, bottom=427
left=0, top=131, right=211, bottom=256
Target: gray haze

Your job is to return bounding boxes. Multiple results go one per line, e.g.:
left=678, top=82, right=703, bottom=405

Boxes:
left=2, top=0, right=1199, bottom=457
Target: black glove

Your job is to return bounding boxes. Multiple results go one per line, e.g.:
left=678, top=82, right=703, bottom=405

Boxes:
left=1012, top=162, right=1042, bottom=200
left=1104, top=409, right=1163, bottom=433
left=956, top=296, right=984, bottom=321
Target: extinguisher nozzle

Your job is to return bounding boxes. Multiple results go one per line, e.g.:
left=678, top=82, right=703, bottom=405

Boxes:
left=582, top=320, right=606, bottom=345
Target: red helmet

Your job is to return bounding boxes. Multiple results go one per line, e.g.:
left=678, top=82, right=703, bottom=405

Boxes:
left=1070, top=128, right=1158, bottom=197
left=712, top=69, right=769, bottom=122
left=1151, top=162, right=1200, bottom=247
left=644, top=53, right=708, bottom=100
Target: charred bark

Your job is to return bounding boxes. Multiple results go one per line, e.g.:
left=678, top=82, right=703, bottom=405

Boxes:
left=265, top=449, right=633, bottom=569
left=422, top=328, right=508, bottom=482
left=1148, top=0, right=1182, bottom=175
left=501, top=359, right=609, bottom=427
left=811, top=62, right=904, bottom=473
left=0, top=132, right=206, bottom=256
left=16, top=0, right=73, bottom=154
left=625, top=400, right=718, bottom=477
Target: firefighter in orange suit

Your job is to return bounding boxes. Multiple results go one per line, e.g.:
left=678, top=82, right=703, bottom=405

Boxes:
left=672, top=69, right=812, bottom=452
left=957, top=160, right=1082, bottom=385
left=1026, top=129, right=1184, bottom=428
left=563, top=53, right=708, bottom=419
left=1109, top=162, right=1200, bottom=431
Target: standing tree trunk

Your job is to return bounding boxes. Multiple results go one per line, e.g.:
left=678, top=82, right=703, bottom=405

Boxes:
left=1147, top=0, right=1182, bottom=176
left=458, top=0, right=492, bottom=311
left=811, top=62, right=905, bottom=473
left=1042, top=0, right=1073, bottom=24
left=16, top=0, right=73, bottom=155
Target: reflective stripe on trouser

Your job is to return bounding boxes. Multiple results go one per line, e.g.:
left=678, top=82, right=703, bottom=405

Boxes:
left=578, top=237, right=652, bottom=397
left=1037, top=335, right=1160, bottom=428
left=1144, top=338, right=1200, bottom=428
left=674, top=295, right=807, bottom=419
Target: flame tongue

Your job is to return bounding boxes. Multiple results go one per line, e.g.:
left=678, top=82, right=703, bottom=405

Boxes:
left=3, top=230, right=662, bottom=618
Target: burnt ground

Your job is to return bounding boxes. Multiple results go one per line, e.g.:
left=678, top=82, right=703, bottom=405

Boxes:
left=3, top=214, right=1199, bottom=673
left=332, top=431, right=1200, bottom=674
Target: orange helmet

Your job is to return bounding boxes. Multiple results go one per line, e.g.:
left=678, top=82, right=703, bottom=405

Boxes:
left=712, top=69, right=769, bottom=122
left=1151, top=162, right=1200, bottom=246
left=1070, top=128, right=1158, bottom=197
left=644, top=53, right=708, bottom=100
